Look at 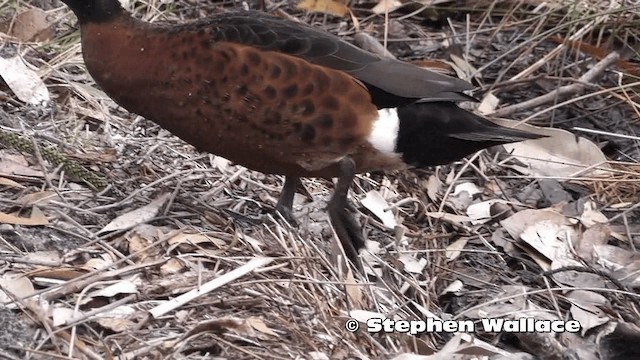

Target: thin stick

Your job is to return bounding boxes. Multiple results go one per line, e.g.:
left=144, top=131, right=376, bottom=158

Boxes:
left=148, top=257, right=274, bottom=318
left=490, top=51, right=620, bottom=117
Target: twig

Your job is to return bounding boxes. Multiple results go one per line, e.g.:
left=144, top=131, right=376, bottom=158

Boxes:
left=490, top=51, right=620, bottom=117
left=148, top=257, right=274, bottom=318
left=572, top=127, right=640, bottom=141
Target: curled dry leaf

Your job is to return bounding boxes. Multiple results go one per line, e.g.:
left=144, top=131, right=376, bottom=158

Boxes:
left=453, top=182, right=482, bottom=197
left=449, top=53, right=480, bottom=82
left=95, top=317, right=136, bottom=333
left=167, top=232, right=227, bottom=247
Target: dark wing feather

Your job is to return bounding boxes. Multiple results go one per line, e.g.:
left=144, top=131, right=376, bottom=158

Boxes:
left=197, top=11, right=474, bottom=107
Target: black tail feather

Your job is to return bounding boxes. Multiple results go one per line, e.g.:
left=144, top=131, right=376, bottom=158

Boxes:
left=395, top=102, right=544, bottom=167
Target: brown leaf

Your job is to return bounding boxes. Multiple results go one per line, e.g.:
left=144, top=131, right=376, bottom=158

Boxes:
left=18, top=190, right=60, bottom=206
left=9, top=8, right=54, bottom=42
left=372, top=0, right=402, bottom=14
left=247, top=317, right=278, bottom=337
left=0, top=177, right=25, bottom=188
left=297, top=0, right=350, bottom=17
left=0, top=207, right=49, bottom=226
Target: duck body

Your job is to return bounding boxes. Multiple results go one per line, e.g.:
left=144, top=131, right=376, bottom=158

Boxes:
left=79, top=13, right=398, bottom=178
left=60, top=0, right=542, bottom=267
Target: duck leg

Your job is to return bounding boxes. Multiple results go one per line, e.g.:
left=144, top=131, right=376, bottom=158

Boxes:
left=275, top=176, right=299, bottom=225
left=327, top=157, right=364, bottom=269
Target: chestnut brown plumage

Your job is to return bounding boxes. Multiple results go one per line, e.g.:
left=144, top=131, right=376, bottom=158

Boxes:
left=59, top=0, right=543, bottom=268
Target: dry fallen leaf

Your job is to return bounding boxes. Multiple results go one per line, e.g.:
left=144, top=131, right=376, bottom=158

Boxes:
left=297, top=0, right=350, bottom=17
left=576, top=223, right=611, bottom=260
left=0, top=55, right=50, bottom=105
left=160, top=258, right=185, bottom=275
left=93, top=305, right=137, bottom=332
left=247, top=317, right=279, bottom=337
left=18, top=190, right=60, bottom=206
left=398, top=254, right=427, bottom=273
left=479, top=91, right=500, bottom=114
left=579, top=200, right=608, bottom=227
left=500, top=208, right=572, bottom=241
left=361, top=190, right=397, bottom=229
left=372, top=0, right=402, bottom=14
left=99, top=192, right=171, bottom=233
left=344, top=269, right=364, bottom=307
left=445, top=238, right=469, bottom=261
left=449, top=53, right=479, bottom=82
left=570, top=305, right=609, bottom=335
left=493, top=119, right=610, bottom=178
left=440, top=280, right=463, bottom=296
left=167, top=232, right=227, bottom=247
left=0, top=155, right=45, bottom=178
left=0, top=272, right=36, bottom=307
left=0, top=206, right=49, bottom=226
left=0, top=177, right=25, bottom=188
left=7, top=8, right=54, bottom=42
left=89, top=280, right=138, bottom=298
left=467, top=199, right=509, bottom=225
left=425, top=174, right=441, bottom=202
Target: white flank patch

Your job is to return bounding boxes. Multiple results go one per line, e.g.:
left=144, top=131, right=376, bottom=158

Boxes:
left=368, top=108, right=399, bottom=154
